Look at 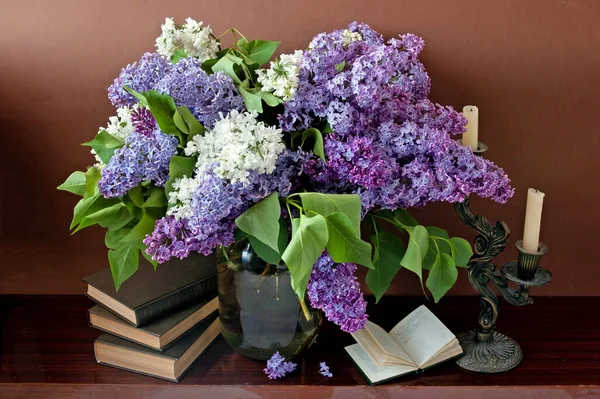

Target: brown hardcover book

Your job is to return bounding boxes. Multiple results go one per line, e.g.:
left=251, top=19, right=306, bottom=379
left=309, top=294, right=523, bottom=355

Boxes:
left=89, top=296, right=218, bottom=351
left=94, top=314, right=220, bottom=382
left=84, top=253, right=217, bottom=327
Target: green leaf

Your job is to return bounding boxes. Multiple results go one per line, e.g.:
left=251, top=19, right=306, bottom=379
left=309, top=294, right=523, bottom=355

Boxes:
left=211, top=53, right=243, bottom=84
left=81, top=130, right=123, bottom=164
left=121, top=194, right=143, bottom=221
left=120, top=213, right=157, bottom=249
left=248, top=218, right=289, bottom=264
left=235, top=192, right=281, bottom=253
left=426, top=253, right=458, bottom=303
left=322, top=122, right=333, bottom=134
left=325, top=212, right=373, bottom=269
left=449, top=237, right=473, bottom=267
left=393, top=209, right=418, bottom=227
left=84, top=167, right=101, bottom=196
left=176, top=106, right=205, bottom=139
left=301, top=128, right=325, bottom=162
left=201, top=58, right=218, bottom=75
left=165, top=156, right=196, bottom=198
left=335, top=61, right=346, bottom=72
left=57, top=171, right=86, bottom=196
left=298, top=193, right=361, bottom=236
left=257, top=91, right=282, bottom=107
left=170, top=49, right=188, bottom=64
left=422, top=241, right=438, bottom=271
left=128, top=185, right=144, bottom=207
left=173, top=109, right=189, bottom=134
left=143, top=187, right=168, bottom=208
left=124, top=86, right=149, bottom=107
left=244, top=40, right=280, bottom=66
left=73, top=203, right=133, bottom=233
left=108, top=245, right=139, bottom=291
left=291, top=218, right=300, bottom=237
left=236, top=37, right=249, bottom=50
left=282, top=215, right=329, bottom=298
left=105, top=228, right=131, bottom=249
left=141, top=90, right=181, bottom=139
left=367, top=232, right=406, bottom=302
left=141, top=250, right=158, bottom=271
left=238, top=85, right=263, bottom=113
left=400, top=225, right=429, bottom=285
left=70, top=194, right=119, bottom=230
left=426, top=226, right=452, bottom=254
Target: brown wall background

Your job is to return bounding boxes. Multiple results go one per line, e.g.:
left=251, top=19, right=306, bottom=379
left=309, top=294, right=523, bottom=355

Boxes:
left=1, top=0, right=598, bottom=295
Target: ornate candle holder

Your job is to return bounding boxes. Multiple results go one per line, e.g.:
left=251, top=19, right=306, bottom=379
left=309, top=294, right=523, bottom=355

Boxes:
left=453, top=143, right=552, bottom=373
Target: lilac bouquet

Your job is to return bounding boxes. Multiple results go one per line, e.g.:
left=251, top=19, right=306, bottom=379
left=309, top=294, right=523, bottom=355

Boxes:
left=59, top=19, right=513, bottom=333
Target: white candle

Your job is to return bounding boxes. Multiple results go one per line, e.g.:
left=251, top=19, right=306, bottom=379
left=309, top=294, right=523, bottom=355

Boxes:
left=522, top=188, right=545, bottom=252
left=462, top=105, right=479, bottom=151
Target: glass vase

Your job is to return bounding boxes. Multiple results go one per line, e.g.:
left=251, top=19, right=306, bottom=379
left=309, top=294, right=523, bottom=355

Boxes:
left=217, top=239, right=322, bottom=360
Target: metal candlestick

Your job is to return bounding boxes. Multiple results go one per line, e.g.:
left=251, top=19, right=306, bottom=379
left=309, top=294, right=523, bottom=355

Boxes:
left=453, top=142, right=552, bottom=373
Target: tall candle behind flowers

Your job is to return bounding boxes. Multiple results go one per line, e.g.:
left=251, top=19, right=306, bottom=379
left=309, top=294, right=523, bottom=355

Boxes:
left=522, top=189, right=545, bottom=252
left=462, top=106, right=479, bottom=151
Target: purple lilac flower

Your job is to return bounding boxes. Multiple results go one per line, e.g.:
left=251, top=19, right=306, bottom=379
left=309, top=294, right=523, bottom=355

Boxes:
left=264, top=352, right=297, bottom=380
left=307, top=252, right=368, bottom=333
left=98, top=130, right=178, bottom=198
left=155, top=57, right=244, bottom=128
left=319, top=362, right=333, bottom=378
left=144, top=150, right=312, bottom=262
left=107, top=53, right=171, bottom=107
left=279, top=22, right=513, bottom=209
left=130, top=107, right=157, bottom=136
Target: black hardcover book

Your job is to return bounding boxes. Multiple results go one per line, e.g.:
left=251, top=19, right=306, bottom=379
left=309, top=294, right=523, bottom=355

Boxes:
left=88, top=296, right=218, bottom=351
left=84, top=253, right=217, bottom=327
left=94, top=314, right=220, bottom=382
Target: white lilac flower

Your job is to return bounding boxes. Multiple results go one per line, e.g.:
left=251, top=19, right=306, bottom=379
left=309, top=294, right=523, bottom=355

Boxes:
left=185, top=110, right=286, bottom=185
left=155, top=18, right=178, bottom=59
left=256, top=50, right=303, bottom=102
left=99, top=105, right=137, bottom=141
left=341, top=29, right=362, bottom=46
left=167, top=175, right=200, bottom=219
left=155, top=17, right=219, bottom=62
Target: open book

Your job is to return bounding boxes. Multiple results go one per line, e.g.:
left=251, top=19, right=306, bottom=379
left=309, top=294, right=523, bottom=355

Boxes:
left=345, top=305, right=463, bottom=385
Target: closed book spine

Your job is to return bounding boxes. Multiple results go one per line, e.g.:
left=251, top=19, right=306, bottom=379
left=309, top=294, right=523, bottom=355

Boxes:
left=134, top=274, right=217, bottom=327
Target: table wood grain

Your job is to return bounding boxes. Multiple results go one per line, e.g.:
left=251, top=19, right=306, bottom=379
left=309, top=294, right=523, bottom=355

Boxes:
left=1, top=295, right=599, bottom=398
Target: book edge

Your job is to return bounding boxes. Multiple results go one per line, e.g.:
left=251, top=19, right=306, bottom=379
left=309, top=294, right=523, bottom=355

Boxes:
left=95, top=360, right=179, bottom=383
left=133, top=273, right=216, bottom=311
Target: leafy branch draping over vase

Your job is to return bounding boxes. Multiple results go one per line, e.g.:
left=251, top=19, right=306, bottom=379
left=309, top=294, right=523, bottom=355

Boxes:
left=58, top=19, right=513, bottom=334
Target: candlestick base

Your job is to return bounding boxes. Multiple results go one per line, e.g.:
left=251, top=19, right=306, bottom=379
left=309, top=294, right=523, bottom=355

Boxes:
left=456, top=330, right=523, bottom=373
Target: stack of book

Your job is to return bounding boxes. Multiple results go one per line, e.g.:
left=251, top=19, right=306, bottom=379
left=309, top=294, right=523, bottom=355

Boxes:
left=84, top=254, right=219, bottom=382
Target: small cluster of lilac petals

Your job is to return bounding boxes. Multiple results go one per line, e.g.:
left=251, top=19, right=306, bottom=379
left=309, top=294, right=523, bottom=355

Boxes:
left=130, top=106, right=157, bottom=136
left=307, top=252, right=368, bottom=333
left=107, top=52, right=171, bottom=107
left=264, top=352, right=297, bottom=380
left=155, top=57, right=244, bottom=128
left=98, top=130, right=178, bottom=198
left=319, top=362, right=333, bottom=378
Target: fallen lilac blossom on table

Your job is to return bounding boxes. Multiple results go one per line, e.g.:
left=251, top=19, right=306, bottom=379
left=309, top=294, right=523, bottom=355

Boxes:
left=319, top=362, right=333, bottom=378
left=264, top=352, right=297, bottom=380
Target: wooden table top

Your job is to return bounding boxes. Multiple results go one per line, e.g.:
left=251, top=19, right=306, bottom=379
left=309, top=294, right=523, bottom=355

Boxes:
left=1, top=295, right=599, bottom=398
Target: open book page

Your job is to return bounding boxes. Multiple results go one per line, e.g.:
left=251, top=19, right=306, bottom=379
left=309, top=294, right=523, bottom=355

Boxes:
left=345, top=344, right=417, bottom=384
left=419, top=338, right=462, bottom=370
left=351, top=321, right=414, bottom=366
left=389, top=305, right=456, bottom=368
